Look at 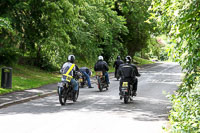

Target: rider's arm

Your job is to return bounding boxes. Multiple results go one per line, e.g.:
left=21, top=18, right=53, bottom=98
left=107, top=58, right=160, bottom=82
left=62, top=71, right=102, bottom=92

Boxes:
left=60, top=63, right=65, bottom=73
left=104, top=62, right=109, bottom=71
left=133, top=65, right=140, bottom=77
left=75, top=65, right=79, bottom=71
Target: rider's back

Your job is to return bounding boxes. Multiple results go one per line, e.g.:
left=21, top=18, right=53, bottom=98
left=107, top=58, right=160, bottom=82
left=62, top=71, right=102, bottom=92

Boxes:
left=119, top=64, right=135, bottom=80
left=114, top=60, right=124, bottom=68
left=94, top=60, right=109, bottom=72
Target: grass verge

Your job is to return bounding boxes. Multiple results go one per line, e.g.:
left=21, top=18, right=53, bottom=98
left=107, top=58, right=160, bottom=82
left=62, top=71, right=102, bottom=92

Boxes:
left=133, top=56, right=154, bottom=65
left=0, top=65, right=60, bottom=95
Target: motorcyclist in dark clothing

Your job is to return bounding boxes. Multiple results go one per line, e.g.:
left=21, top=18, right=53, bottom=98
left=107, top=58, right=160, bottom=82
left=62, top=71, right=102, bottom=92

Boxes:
left=118, top=56, right=140, bottom=96
left=94, top=56, right=110, bottom=84
left=79, top=67, right=94, bottom=88
left=113, top=56, right=124, bottom=78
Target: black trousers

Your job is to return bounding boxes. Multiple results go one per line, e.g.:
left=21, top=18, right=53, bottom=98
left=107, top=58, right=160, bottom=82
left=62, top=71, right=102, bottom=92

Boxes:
left=114, top=67, right=118, bottom=78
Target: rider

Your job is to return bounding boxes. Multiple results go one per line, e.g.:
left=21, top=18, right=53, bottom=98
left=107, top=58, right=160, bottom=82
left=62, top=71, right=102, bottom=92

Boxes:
left=94, top=56, right=110, bottom=84
left=113, top=56, right=124, bottom=78
left=79, top=67, right=94, bottom=88
left=118, top=55, right=140, bottom=96
left=60, top=55, right=80, bottom=93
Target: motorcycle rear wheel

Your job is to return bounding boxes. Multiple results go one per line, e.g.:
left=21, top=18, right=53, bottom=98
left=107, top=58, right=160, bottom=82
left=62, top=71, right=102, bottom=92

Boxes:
left=97, top=77, right=103, bottom=92
left=80, top=82, right=84, bottom=88
left=124, top=96, right=129, bottom=104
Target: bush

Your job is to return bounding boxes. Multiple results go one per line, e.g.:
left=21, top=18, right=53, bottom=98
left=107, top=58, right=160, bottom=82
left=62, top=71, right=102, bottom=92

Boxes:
left=0, top=47, right=19, bottom=65
left=168, top=87, right=200, bottom=133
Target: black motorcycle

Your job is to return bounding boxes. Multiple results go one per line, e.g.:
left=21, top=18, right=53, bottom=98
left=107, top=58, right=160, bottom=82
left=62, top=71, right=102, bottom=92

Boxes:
left=96, top=71, right=108, bottom=92
left=79, top=74, right=87, bottom=88
left=57, top=81, right=79, bottom=105
left=120, top=81, right=134, bottom=104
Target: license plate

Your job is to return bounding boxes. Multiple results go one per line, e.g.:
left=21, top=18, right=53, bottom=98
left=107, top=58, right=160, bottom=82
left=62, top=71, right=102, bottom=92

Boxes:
left=122, top=82, right=128, bottom=87
left=79, top=78, right=83, bottom=82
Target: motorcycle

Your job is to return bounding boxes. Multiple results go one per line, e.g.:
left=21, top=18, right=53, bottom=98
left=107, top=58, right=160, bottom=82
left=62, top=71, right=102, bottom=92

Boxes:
left=96, top=71, right=108, bottom=92
left=79, top=73, right=87, bottom=88
left=57, top=80, right=79, bottom=105
left=120, top=81, right=134, bottom=104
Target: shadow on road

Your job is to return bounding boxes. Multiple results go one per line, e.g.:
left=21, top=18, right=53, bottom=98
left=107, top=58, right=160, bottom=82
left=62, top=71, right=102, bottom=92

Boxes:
left=0, top=92, right=171, bottom=122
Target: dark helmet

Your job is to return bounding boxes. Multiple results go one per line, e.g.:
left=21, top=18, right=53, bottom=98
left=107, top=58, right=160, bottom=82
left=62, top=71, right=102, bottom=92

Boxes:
left=117, top=56, right=120, bottom=60
left=125, top=55, right=132, bottom=63
left=68, top=55, right=75, bottom=63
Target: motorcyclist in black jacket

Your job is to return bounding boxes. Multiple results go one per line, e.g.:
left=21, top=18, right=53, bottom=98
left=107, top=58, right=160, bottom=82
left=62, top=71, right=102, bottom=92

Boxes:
left=94, top=56, right=110, bottom=84
left=113, top=56, right=124, bottom=78
left=118, top=56, right=140, bottom=96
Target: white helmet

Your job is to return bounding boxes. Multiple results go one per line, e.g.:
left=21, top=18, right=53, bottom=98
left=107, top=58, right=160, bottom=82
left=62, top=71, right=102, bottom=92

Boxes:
left=98, top=56, right=103, bottom=60
left=68, top=55, right=75, bottom=63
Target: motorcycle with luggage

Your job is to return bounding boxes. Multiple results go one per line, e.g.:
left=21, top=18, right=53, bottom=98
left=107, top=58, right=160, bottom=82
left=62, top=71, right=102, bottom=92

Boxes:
left=96, top=71, right=108, bottom=92
left=120, top=81, right=135, bottom=104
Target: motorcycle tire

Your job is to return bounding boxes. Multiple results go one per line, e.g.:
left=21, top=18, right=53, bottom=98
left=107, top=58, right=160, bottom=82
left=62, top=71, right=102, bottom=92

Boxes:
left=97, top=77, right=103, bottom=92
left=73, top=88, right=79, bottom=102
left=58, top=87, right=66, bottom=105
left=124, top=96, right=129, bottom=104
left=81, top=82, right=84, bottom=88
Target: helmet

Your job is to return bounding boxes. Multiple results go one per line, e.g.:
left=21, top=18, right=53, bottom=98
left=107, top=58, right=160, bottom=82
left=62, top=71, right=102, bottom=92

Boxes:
left=68, top=55, right=75, bottom=63
left=117, top=56, right=120, bottom=60
left=98, top=56, right=103, bottom=61
left=125, top=55, right=132, bottom=63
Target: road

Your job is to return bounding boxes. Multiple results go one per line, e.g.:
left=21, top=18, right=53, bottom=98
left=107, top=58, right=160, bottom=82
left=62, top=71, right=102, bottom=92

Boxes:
left=0, top=62, right=183, bottom=133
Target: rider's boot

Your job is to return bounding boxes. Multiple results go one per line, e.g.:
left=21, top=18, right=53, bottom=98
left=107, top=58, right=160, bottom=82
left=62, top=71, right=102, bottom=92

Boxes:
left=132, top=90, right=137, bottom=96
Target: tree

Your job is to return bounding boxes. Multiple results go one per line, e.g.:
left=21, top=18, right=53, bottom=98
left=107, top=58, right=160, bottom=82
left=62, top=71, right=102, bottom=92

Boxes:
left=150, top=0, right=200, bottom=89
left=113, top=0, right=155, bottom=56
left=150, top=0, right=200, bottom=132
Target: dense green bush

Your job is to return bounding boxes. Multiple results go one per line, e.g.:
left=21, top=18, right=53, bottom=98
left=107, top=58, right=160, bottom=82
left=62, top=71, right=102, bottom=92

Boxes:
left=168, top=86, right=200, bottom=133
left=0, top=47, right=19, bottom=65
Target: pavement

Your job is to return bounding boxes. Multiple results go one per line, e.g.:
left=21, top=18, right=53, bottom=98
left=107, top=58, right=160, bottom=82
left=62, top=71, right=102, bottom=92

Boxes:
left=0, top=63, right=157, bottom=109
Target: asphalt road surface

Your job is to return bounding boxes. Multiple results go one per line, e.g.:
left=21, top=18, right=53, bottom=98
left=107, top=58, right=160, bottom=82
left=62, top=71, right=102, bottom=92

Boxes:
left=0, top=62, right=183, bottom=133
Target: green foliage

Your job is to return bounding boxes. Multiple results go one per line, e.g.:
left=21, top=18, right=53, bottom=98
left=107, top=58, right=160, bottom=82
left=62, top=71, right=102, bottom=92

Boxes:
left=0, top=47, right=19, bottom=65
left=168, top=87, right=200, bottom=133
left=0, top=0, right=128, bottom=67
left=150, top=0, right=200, bottom=86
left=150, top=0, right=200, bottom=132
left=0, top=17, right=12, bottom=31
left=114, top=0, right=156, bottom=56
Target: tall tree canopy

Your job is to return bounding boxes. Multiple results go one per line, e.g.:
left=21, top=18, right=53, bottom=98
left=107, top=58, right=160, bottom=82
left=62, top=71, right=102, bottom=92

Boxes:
left=0, top=0, right=154, bottom=69
left=150, top=0, right=200, bottom=89
left=114, top=0, right=155, bottom=56
left=0, top=0, right=128, bottom=68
